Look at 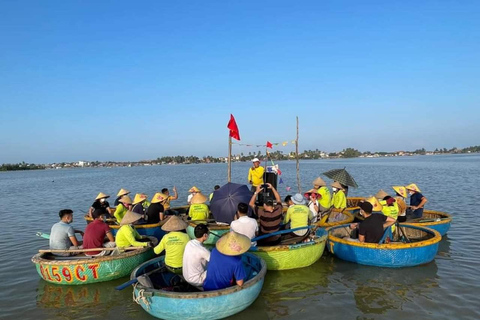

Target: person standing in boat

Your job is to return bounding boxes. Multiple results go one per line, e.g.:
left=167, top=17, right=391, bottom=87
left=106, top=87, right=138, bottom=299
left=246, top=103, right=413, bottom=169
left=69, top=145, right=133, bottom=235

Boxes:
left=249, top=183, right=283, bottom=246
left=392, top=186, right=408, bottom=222
left=187, top=186, right=201, bottom=205
left=153, top=216, right=190, bottom=274
left=203, top=231, right=249, bottom=291
left=116, top=211, right=151, bottom=248
left=182, top=224, right=211, bottom=288
left=331, top=181, right=347, bottom=210
left=145, top=193, right=167, bottom=224
left=83, top=208, right=116, bottom=256
left=114, top=188, right=130, bottom=206
left=248, top=158, right=265, bottom=192
left=405, top=183, right=428, bottom=220
left=231, top=202, right=258, bottom=246
left=349, top=201, right=396, bottom=243
left=113, top=195, right=132, bottom=222
left=188, top=193, right=210, bottom=222
left=375, top=190, right=400, bottom=221
left=312, top=177, right=332, bottom=215
left=49, top=209, right=84, bottom=256
left=161, top=187, right=179, bottom=215
left=88, top=192, right=112, bottom=217
left=283, top=193, right=313, bottom=239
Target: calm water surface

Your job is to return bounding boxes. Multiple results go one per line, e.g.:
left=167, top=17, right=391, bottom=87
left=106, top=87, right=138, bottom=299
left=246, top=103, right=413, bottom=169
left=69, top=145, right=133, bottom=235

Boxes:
left=1, top=155, right=479, bottom=320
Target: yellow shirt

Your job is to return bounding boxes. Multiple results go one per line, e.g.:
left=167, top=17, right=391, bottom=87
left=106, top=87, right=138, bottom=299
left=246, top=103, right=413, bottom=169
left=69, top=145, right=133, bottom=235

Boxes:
left=283, top=205, right=313, bottom=235
left=189, top=204, right=209, bottom=221
left=380, top=201, right=400, bottom=219
left=163, top=196, right=174, bottom=210
left=154, top=232, right=190, bottom=268
left=115, top=225, right=148, bottom=248
left=332, top=190, right=347, bottom=209
left=317, top=186, right=331, bottom=209
left=114, top=203, right=128, bottom=222
left=248, top=166, right=265, bottom=187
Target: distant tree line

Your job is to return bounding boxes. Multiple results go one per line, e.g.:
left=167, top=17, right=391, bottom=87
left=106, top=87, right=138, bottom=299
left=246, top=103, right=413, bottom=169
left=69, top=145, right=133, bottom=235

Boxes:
left=0, top=162, right=45, bottom=171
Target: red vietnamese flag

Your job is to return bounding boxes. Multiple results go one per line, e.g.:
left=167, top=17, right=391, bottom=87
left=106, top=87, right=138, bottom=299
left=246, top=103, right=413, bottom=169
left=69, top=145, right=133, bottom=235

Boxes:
left=227, top=114, right=240, bottom=140
left=266, top=141, right=273, bottom=149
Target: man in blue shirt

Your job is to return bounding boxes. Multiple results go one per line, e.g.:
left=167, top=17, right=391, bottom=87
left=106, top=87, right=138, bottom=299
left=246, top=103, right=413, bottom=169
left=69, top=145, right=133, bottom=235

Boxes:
left=405, top=183, right=428, bottom=220
left=203, top=231, right=250, bottom=291
left=49, top=209, right=84, bottom=256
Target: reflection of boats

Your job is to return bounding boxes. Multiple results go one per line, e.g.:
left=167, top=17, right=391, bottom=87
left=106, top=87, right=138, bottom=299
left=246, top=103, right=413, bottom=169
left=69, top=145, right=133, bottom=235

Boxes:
left=316, top=209, right=355, bottom=228
left=32, top=247, right=154, bottom=285
left=130, top=254, right=266, bottom=320
left=249, top=228, right=328, bottom=270
left=186, top=222, right=230, bottom=245
left=328, top=224, right=441, bottom=267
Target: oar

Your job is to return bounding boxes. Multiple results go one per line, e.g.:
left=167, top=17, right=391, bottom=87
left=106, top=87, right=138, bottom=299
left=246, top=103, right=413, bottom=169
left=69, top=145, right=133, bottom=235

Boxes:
left=251, top=226, right=314, bottom=242
left=36, top=232, right=50, bottom=240
left=115, top=266, right=167, bottom=291
left=39, top=246, right=145, bottom=254
left=397, top=223, right=411, bottom=243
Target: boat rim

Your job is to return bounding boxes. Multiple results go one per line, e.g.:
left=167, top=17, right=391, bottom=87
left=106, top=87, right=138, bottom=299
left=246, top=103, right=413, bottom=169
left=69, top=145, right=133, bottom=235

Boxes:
left=250, top=228, right=327, bottom=252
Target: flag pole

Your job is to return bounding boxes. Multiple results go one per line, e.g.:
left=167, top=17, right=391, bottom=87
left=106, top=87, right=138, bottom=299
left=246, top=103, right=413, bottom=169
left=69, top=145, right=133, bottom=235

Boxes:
left=295, top=116, right=302, bottom=193
left=227, top=135, right=232, bottom=182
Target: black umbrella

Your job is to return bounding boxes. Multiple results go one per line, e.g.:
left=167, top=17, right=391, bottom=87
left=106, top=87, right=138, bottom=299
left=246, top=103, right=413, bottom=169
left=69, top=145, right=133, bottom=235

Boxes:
left=210, top=183, right=253, bottom=224
left=323, top=168, right=359, bottom=188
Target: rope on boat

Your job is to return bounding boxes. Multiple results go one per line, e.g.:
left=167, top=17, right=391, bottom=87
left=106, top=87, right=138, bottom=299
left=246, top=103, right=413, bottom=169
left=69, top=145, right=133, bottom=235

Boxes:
left=133, top=282, right=150, bottom=310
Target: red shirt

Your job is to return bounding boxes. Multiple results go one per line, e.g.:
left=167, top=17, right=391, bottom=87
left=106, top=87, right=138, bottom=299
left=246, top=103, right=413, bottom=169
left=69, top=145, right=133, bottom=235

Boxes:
left=83, top=220, right=112, bottom=255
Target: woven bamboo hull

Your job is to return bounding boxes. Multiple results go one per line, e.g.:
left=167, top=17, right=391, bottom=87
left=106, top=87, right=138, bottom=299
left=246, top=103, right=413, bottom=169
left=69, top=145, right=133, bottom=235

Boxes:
left=328, top=224, right=441, bottom=267
left=402, top=210, right=451, bottom=236
left=31, top=248, right=154, bottom=285
left=316, top=210, right=355, bottom=228
left=131, top=254, right=266, bottom=320
left=186, top=223, right=230, bottom=245
left=249, top=228, right=328, bottom=270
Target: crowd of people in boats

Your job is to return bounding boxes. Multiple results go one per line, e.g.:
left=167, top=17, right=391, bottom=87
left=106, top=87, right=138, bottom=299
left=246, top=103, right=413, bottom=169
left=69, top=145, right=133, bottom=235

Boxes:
left=48, top=159, right=428, bottom=291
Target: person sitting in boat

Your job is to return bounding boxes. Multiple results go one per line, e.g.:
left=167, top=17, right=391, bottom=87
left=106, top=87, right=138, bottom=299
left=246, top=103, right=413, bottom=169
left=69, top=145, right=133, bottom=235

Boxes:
left=113, top=195, right=132, bottom=223
left=331, top=181, right=347, bottom=210
left=116, top=211, right=152, bottom=249
left=312, top=177, right=331, bottom=214
left=283, top=193, right=313, bottom=240
left=248, top=158, right=265, bottom=192
left=141, top=193, right=151, bottom=210
left=88, top=192, right=112, bottom=217
left=83, top=208, right=116, bottom=256
left=153, top=216, right=190, bottom=274
left=405, top=183, right=428, bottom=220
left=182, top=224, right=211, bottom=288
left=114, top=188, right=130, bottom=206
left=375, top=190, right=400, bottom=221
left=131, top=193, right=147, bottom=216
left=209, top=185, right=220, bottom=202
left=49, top=209, right=84, bottom=256
left=203, top=231, right=249, bottom=291
left=188, top=193, right=209, bottom=222
left=304, top=189, right=320, bottom=223
left=231, top=202, right=258, bottom=246
left=349, top=201, right=396, bottom=243
left=145, top=193, right=166, bottom=224
left=249, top=183, right=283, bottom=246
left=161, top=187, right=178, bottom=213
left=284, top=195, right=294, bottom=208
left=187, top=186, right=201, bottom=205
left=392, top=186, right=408, bottom=222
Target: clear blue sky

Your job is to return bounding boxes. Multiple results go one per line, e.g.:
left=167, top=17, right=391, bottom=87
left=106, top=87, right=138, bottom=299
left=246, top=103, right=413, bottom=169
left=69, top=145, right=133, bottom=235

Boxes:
left=1, top=1, right=479, bottom=163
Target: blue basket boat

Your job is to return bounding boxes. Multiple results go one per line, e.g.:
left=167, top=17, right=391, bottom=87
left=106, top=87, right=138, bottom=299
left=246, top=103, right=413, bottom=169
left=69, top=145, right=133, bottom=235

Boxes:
left=402, top=210, right=452, bottom=236
left=327, top=224, right=441, bottom=267
left=130, top=253, right=266, bottom=320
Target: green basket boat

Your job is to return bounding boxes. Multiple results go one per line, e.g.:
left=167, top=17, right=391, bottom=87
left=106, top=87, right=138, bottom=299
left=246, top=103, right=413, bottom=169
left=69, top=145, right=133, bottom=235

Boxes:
left=32, top=247, right=155, bottom=285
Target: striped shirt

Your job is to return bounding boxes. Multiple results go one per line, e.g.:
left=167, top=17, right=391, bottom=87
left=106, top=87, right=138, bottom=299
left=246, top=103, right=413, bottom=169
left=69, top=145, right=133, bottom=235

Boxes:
left=256, top=204, right=283, bottom=243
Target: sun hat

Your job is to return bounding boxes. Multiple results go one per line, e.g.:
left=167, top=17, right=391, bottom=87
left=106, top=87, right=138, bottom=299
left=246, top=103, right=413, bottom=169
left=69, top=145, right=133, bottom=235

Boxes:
left=119, top=195, right=132, bottom=205
left=95, top=192, right=110, bottom=200
left=216, top=231, right=251, bottom=256
left=331, top=181, right=344, bottom=190
left=116, top=188, right=130, bottom=197
left=375, top=189, right=389, bottom=200
left=405, top=183, right=421, bottom=193
left=161, top=215, right=188, bottom=232
left=251, top=158, right=260, bottom=162
left=188, top=186, right=201, bottom=193
left=292, top=193, right=307, bottom=205
left=312, top=177, right=327, bottom=187
left=120, top=210, right=143, bottom=226
left=365, top=196, right=383, bottom=212
left=304, top=188, right=318, bottom=198
left=191, top=193, right=208, bottom=204
left=392, top=186, right=408, bottom=198
left=151, top=192, right=168, bottom=204
left=132, top=193, right=147, bottom=205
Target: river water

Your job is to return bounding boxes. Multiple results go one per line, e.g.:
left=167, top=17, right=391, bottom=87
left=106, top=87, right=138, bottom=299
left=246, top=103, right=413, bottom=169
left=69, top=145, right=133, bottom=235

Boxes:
left=0, top=155, right=479, bottom=320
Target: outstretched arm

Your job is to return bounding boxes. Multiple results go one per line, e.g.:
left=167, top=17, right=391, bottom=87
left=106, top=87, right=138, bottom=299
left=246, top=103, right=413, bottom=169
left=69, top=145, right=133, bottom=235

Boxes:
left=267, top=183, right=281, bottom=203
left=171, top=186, right=178, bottom=200
left=249, top=185, right=262, bottom=210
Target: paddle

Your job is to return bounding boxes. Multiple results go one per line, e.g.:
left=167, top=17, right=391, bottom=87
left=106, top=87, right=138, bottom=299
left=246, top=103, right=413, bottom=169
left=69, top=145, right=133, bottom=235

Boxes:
left=39, top=246, right=146, bottom=254
left=36, top=232, right=50, bottom=240
left=115, top=266, right=167, bottom=291
left=251, top=226, right=314, bottom=242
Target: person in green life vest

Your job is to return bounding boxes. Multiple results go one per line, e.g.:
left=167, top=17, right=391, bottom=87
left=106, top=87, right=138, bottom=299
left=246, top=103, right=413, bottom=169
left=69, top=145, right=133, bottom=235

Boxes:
left=331, top=181, right=347, bottom=209
left=283, top=193, right=313, bottom=240
left=154, top=216, right=190, bottom=274
left=113, top=195, right=132, bottom=222
left=189, top=193, right=210, bottom=222
left=375, top=190, right=399, bottom=232
left=141, top=193, right=151, bottom=210
left=312, top=177, right=331, bottom=214
left=116, top=210, right=153, bottom=248
left=209, top=185, right=220, bottom=202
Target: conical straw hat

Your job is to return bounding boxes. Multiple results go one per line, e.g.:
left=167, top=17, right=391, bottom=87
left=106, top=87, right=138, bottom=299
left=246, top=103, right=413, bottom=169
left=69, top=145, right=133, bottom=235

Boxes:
left=405, top=183, right=421, bottom=193
left=312, top=177, right=326, bottom=187
left=161, top=216, right=188, bottom=232
left=119, top=195, right=132, bottom=205
left=365, top=196, right=383, bottom=212
left=375, top=189, right=389, bottom=200
left=216, top=231, right=251, bottom=256
left=132, top=193, right=147, bottom=205
left=117, top=188, right=130, bottom=197
left=95, top=192, right=110, bottom=200
left=120, top=210, right=143, bottom=226
left=191, top=193, right=208, bottom=204
left=331, top=181, right=344, bottom=190
left=188, top=186, right=201, bottom=193
left=392, top=186, right=407, bottom=198
left=151, top=192, right=168, bottom=204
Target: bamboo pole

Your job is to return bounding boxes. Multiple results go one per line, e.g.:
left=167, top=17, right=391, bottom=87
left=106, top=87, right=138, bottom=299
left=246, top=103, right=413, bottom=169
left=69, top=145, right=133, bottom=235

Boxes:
left=227, top=135, right=232, bottom=182
left=296, top=116, right=302, bottom=193
left=39, top=246, right=146, bottom=254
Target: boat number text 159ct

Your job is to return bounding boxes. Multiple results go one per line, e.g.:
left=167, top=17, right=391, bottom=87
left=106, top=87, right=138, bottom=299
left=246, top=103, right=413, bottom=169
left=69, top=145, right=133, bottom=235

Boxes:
left=39, top=264, right=100, bottom=283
